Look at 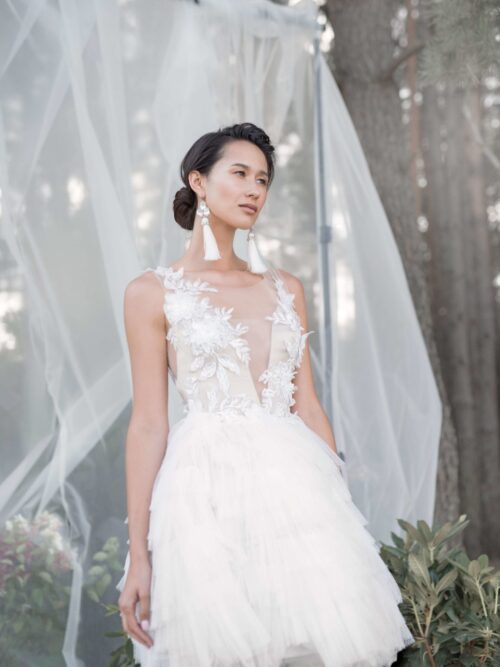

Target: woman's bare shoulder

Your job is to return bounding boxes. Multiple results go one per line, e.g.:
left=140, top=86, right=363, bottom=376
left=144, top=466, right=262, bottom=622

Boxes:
left=273, top=266, right=304, bottom=295
left=123, top=270, right=164, bottom=319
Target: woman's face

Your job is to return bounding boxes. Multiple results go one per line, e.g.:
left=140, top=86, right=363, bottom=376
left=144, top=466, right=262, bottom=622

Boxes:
left=193, top=139, right=270, bottom=229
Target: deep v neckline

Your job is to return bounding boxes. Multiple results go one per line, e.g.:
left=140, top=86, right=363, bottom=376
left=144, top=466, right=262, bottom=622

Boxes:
left=160, top=264, right=283, bottom=406
left=146, top=262, right=312, bottom=417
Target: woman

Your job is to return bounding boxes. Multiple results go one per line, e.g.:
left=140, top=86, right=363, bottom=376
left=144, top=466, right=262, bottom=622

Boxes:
left=116, top=122, right=414, bottom=666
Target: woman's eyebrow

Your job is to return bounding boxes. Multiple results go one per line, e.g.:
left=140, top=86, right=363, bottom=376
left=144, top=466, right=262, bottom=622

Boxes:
left=230, top=162, right=269, bottom=177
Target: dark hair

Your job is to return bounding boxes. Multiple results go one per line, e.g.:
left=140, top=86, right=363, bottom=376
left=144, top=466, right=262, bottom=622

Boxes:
left=172, top=122, right=275, bottom=230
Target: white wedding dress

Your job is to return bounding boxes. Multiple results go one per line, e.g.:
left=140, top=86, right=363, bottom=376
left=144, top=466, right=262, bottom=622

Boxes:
left=116, top=264, right=415, bottom=667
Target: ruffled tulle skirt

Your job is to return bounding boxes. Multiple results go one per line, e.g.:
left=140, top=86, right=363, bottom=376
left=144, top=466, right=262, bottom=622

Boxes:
left=116, top=408, right=414, bottom=667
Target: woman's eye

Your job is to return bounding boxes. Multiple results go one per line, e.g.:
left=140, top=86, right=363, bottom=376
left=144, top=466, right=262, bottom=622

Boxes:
left=235, top=171, right=267, bottom=185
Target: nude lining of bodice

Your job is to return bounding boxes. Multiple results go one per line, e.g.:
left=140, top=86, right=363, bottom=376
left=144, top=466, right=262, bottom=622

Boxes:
left=144, top=264, right=314, bottom=418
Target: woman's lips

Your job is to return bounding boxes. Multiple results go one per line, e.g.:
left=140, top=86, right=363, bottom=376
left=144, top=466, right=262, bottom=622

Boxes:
left=239, top=204, right=257, bottom=213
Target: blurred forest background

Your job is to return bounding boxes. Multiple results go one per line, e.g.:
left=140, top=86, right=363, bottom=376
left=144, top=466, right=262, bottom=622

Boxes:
left=0, top=0, right=499, bottom=663
left=302, top=0, right=499, bottom=560
left=0, top=0, right=499, bottom=571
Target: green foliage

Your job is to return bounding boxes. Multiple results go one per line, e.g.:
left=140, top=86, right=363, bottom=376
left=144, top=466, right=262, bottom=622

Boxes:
left=380, top=514, right=500, bottom=665
left=85, top=535, right=124, bottom=604
left=83, top=536, right=139, bottom=666
left=0, top=515, right=135, bottom=666
left=0, top=511, right=74, bottom=666
left=420, top=0, right=500, bottom=87
left=101, top=603, right=140, bottom=667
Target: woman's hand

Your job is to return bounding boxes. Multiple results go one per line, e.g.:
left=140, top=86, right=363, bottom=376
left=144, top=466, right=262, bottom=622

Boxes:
left=118, top=557, right=154, bottom=649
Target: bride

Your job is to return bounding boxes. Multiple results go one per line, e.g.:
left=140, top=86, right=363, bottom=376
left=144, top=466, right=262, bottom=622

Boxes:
left=116, top=121, right=414, bottom=666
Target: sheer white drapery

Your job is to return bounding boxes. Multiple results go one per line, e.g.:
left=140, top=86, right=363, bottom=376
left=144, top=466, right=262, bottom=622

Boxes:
left=0, top=0, right=441, bottom=664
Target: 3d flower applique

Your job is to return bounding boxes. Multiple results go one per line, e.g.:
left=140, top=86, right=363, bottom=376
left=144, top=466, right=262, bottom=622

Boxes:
left=259, top=360, right=298, bottom=417
left=164, top=293, right=215, bottom=351
left=258, top=270, right=315, bottom=417
left=265, top=277, right=298, bottom=331
left=287, top=329, right=315, bottom=367
left=155, top=264, right=313, bottom=419
left=208, top=388, right=256, bottom=418
left=265, top=273, right=314, bottom=369
left=155, top=265, right=218, bottom=296
left=187, top=307, right=251, bottom=396
left=165, top=292, right=212, bottom=326
left=157, top=266, right=254, bottom=414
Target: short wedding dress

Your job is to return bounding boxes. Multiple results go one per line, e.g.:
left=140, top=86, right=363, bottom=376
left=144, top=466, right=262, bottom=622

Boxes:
left=116, top=264, right=414, bottom=667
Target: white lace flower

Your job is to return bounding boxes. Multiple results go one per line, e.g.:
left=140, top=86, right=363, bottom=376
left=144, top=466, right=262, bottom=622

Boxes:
left=286, top=329, right=314, bottom=367
left=155, top=265, right=218, bottom=296
left=260, top=273, right=315, bottom=415
left=259, top=359, right=298, bottom=416
left=188, top=315, right=227, bottom=355
left=153, top=265, right=313, bottom=419
left=164, top=292, right=210, bottom=326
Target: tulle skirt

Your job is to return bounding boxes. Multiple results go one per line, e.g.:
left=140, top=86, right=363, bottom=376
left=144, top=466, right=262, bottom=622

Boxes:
left=116, top=407, right=414, bottom=667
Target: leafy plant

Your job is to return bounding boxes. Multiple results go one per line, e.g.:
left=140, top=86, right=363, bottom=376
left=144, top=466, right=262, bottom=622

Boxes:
left=0, top=511, right=75, bottom=666
left=85, top=535, right=124, bottom=604
left=83, top=536, right=138, bottom=666
left=380, top=514, right=500, bottom=666
left=0, top=513, right=135, bottom=666
left=101, top=602, right=140, bottom=667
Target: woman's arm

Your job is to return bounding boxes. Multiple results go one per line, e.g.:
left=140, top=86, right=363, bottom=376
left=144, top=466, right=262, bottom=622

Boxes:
left=123, top=271, right=170, bottom=564
left=119, top=271, right=169, bottom=648
left=280, top=270, right=338, bottom=456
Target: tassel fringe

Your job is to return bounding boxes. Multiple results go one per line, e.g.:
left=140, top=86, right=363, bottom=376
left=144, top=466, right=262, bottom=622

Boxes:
left=202, top=221, right=221, bottom=260
left=247, top=230, right=268, bottom=273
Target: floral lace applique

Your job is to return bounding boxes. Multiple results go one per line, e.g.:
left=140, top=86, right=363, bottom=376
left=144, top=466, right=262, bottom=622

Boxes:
left=259, top=271, right=314, bottom=416
left=152, top=266, right=256, bottom=416
left=149, top=265, right=313, bottom=418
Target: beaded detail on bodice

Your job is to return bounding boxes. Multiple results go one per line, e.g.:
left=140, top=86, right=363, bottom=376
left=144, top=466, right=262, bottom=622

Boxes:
left=144, top=265, right=314, bottom=418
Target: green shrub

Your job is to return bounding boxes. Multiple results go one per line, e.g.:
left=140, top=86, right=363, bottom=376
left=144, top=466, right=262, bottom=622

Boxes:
left=380, top=514, right=500, bottom=666
left=0, top=511, right=74, bottom=666
left=85, top=536, right=139, bottom=667
left=101, top=602, right=139, bottom=667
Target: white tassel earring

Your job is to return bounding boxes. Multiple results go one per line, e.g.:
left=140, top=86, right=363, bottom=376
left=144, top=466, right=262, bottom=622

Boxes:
left=247, top=227, right=268, bottom=273
left=197, top=199, right=221, bottom=260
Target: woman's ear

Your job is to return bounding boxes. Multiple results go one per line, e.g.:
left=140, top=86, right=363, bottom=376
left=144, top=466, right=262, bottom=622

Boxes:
left=188, top=170, right=205, bottom=198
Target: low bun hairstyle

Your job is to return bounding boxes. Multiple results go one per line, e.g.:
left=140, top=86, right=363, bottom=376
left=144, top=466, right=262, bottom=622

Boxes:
left=172, top=122, right=275, bottom=231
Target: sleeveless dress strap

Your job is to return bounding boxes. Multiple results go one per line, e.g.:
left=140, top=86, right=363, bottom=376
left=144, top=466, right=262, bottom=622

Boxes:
left=142, top=265, right=187, bottom=291
left=266, top=264, right=282, bottom=286
left=142, top=266, right=164, bottom=288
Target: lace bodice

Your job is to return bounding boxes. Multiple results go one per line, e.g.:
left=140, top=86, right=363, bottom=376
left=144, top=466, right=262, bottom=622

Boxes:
left=144, top=264, right=314, bottom=419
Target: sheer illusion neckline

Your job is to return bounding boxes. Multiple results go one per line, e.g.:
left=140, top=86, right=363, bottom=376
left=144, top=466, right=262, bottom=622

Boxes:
left=168, top=265, right=268, bottom=290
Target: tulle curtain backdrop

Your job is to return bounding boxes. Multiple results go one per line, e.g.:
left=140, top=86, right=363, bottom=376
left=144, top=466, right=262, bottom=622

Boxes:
left=0, top=0, right=441, bottom=664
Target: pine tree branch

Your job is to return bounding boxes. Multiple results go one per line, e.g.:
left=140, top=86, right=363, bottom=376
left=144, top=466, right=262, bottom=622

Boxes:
left=378, top=42, right=426, bottom=82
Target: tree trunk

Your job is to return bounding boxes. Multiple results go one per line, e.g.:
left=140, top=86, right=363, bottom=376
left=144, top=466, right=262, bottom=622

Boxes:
left=327, top=0, right=459, bottom=532
left=463, top=87, right=500, bottom=555
left=416, top=14, right=500, bottom=556
left=421, top=85, right=483, bottom=553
